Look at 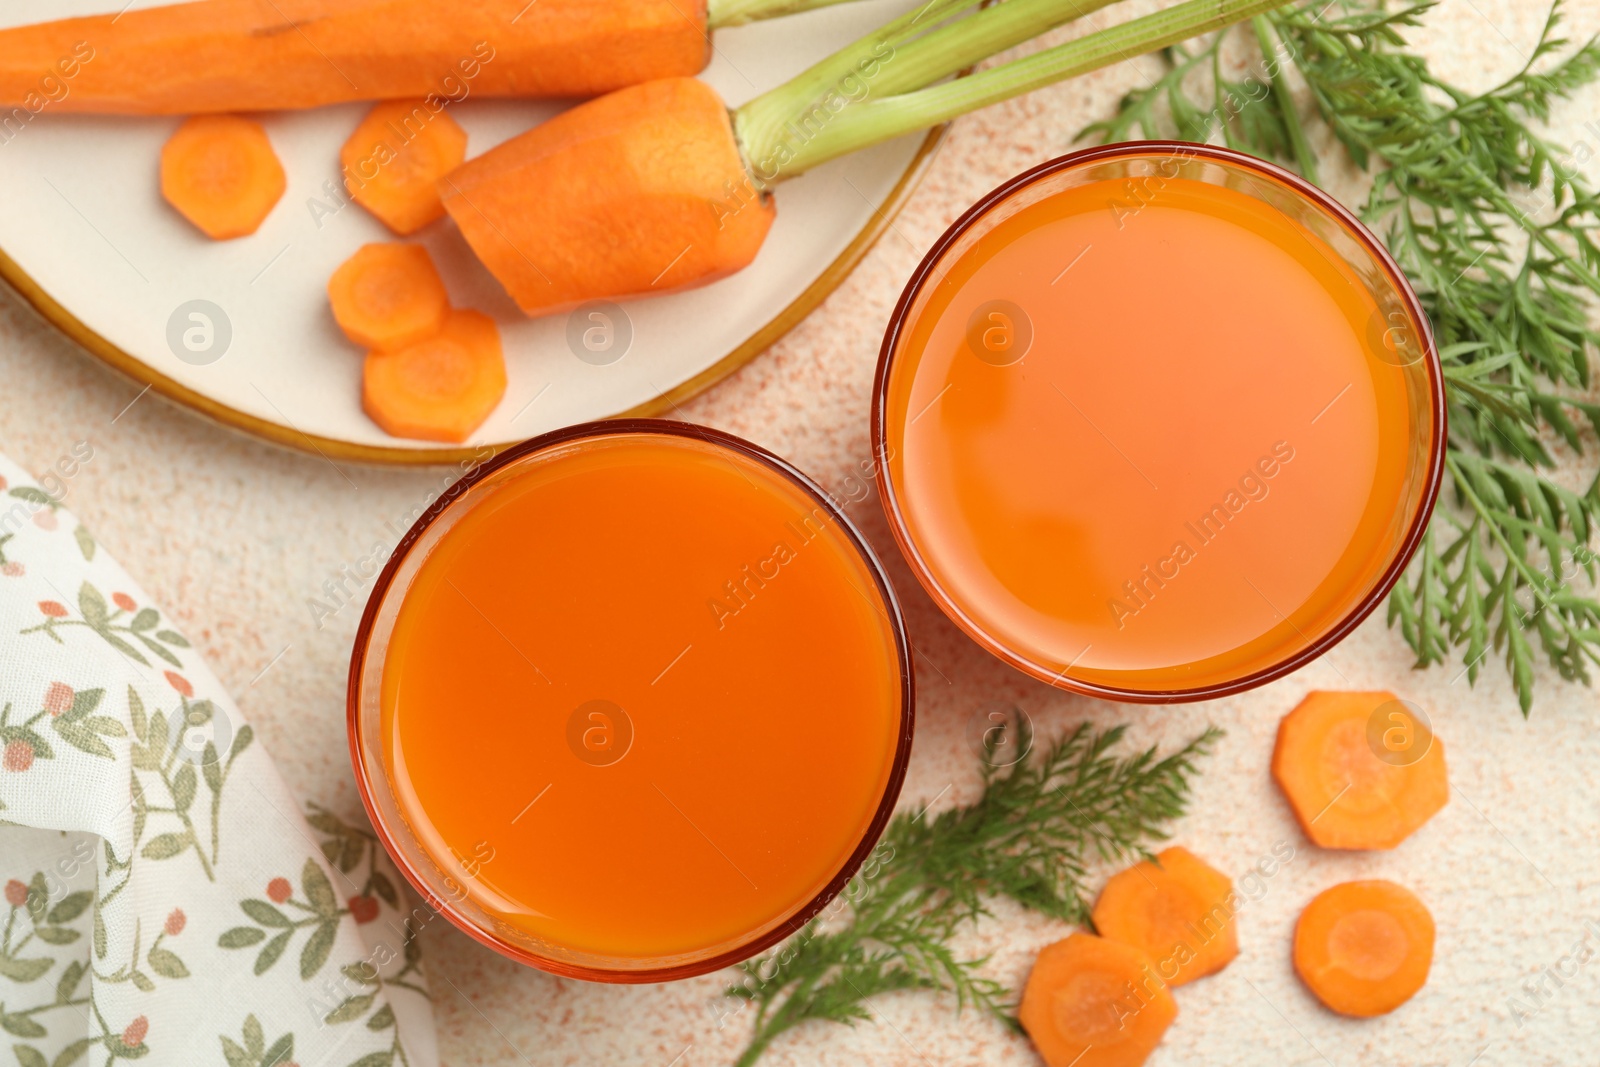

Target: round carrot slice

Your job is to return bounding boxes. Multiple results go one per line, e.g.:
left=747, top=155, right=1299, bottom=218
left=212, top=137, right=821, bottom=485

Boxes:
left=343, top=100, right=468, bottom=235
left=1019, top=932, right=1175, bottom=1067
left=1294, top=879, right=1434, bottom=1017
left=1272, top=691, right=1448, bottom=850
left=160, top=115, right=285, bottom=239
left=362, top=308, right=506, bottom=443
left=1092, top=846, right=1238, bottom=987
left=328, top=243, right=451, bottom=351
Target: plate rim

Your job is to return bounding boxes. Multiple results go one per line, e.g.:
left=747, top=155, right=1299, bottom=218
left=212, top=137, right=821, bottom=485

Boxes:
left=0, top=126, right=946, bottom=468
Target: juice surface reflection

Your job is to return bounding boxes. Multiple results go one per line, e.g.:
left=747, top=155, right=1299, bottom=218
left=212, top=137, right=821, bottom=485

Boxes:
left=884, top=173, right=1424, bottom=692
left=381, top=433, right=903, bottom=959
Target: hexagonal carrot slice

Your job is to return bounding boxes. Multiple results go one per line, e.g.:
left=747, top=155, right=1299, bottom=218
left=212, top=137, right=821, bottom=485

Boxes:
left=1019, top=932, right=1175, bottom=1067
left=1272, top=691, right=1447, bottom=849
left=328, top=243, right=450, bottom=352
left=1294, top=879, right=1434, bottom=1017
left=343, top=100, right=468, bottom=235
left=160, top=115, right=285, bottom=239
left=362, top=309, right=505, bottom=443
left=1091, top=846, right=1239, bottom=986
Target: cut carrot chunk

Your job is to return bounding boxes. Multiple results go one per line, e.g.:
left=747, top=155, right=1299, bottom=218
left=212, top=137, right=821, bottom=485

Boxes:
left=441, top=76, right=775, bottom=318
left=1091, top=846, right=1238, bottom=987
left=362, top=309, right=506, bottom=443
left=1019, top=932, right=1175, bottom=1067
left=343, top=101, right=469, bottom=235
left=1273, top=691, right=1447, bottom=850
left=1294, top=880, right=1433, bottom=1017
left=329, top=243, right=451, bottom=351
left=160, top=115, right=285, bottom=239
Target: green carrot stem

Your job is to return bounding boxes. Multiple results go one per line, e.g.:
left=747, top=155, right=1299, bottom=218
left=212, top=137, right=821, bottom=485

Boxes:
left=737, top=0, right=1289, bottom=186
left=737, top=0, right=1070, bottom=161
left=1251, top=15, right=1319, bottom=184
left=734, top=0, right=984, bottom=151
left=707, top=0, right=864, bottom=29
left=869, top=0, right=1121, bottom=98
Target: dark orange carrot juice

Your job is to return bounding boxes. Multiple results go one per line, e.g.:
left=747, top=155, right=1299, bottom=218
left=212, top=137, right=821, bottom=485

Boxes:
left=877, top=145, right=1443, bottom=699
left=351, top=423, right=910, bottom=978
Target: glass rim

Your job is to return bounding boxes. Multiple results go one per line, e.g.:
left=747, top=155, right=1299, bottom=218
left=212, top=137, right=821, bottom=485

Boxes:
left=870, top=140, right=1448, bottom=704
left=346, top=417, right=918, bottom=982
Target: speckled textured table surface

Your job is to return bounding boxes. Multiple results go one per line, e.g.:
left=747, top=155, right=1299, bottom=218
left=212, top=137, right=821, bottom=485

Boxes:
left=3, top=2, right=1599, bottom=1064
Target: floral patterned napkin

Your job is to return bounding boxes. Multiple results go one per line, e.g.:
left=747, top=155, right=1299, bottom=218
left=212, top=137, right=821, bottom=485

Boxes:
left=0, top=453, right=437, bottom=1067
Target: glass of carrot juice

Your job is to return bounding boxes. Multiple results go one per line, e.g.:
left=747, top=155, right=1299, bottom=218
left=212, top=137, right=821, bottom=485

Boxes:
left=875, top=142, right=1446, bottom=702
left=348, top=420, right=913, bottom=981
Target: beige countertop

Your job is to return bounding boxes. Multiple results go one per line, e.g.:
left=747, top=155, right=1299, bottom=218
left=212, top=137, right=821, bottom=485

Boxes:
left=3, top=1, right=1599, bottom=1064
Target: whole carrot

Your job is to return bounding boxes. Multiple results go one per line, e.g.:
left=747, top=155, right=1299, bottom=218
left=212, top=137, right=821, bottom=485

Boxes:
left=0, top=0, right=850, bottom=115
left=441, top=0, right=1287, bottom=317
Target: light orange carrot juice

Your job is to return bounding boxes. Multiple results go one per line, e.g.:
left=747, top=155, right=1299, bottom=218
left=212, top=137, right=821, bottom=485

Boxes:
left=877, top=145, right=1443, bottom=699
left=350, top=424, right=910, bottom=978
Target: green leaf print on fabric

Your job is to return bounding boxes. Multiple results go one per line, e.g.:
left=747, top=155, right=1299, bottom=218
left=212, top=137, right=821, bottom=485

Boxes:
left=92, top=908, right=191, bottom=994
left=20, top=582, right=189, bottom=669
left=306, top=804, right=399, bottom=915
left=326, top=949, right=418, bottom=1066
left=0, top=684, right=127, bottom=771
left=119, top=682, right=253, bottom=883
left=220, top=1013, right=294, bottom=1067
left=6, top=487, right=53, bottom=510
left=323, top=919, right=428, bottom=1023
left=0, top=874, right=93, bottom=1054
left=305, top=803, right=427, bottom=1055
left=219, top=860, right=347, bottom=980
left=30, top=996, right=159, bottom=1063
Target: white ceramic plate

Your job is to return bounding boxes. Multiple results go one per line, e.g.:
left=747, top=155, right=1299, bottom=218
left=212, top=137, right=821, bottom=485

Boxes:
left=0, top=0, right=939, bottom=463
